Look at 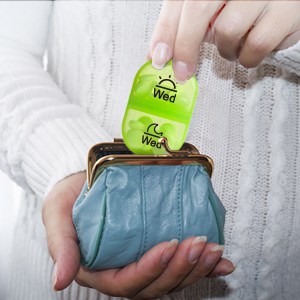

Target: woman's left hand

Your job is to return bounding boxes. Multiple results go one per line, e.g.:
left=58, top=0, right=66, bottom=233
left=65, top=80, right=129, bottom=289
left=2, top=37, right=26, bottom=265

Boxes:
left=150, top=0, right=300, bottom=82
left=43, top=172, right=235, bottom=298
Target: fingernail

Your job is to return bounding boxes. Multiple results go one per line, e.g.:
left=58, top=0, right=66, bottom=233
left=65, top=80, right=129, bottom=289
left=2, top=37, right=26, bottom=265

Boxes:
left=173, top=61, right=195, bottom=84
left=188, top=236, right=207, bottom=263
left=161, top=239, right=178, bottom=266
left=189, top=236, right=207, bottom=263
left=211, top=264, right=236, bottom=278
left=152, top=42, right=169, bottom=69
left=225, top=263, right=236, bottom=274
left=52, top=263, right=57, bottom=290
left=204, top=245, right=224, bottom=266
left=211, top=245, right=225, bottom=253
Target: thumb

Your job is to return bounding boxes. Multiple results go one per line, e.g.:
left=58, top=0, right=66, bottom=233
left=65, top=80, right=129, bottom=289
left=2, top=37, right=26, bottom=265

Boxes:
left=50, top=234, right=80, bottom=291
left=42, top=174, right=85, bottom=291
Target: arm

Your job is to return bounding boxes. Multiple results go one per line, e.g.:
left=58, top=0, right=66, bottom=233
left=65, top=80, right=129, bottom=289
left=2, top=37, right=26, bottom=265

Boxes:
left=0, top=1, right=111, bottom=198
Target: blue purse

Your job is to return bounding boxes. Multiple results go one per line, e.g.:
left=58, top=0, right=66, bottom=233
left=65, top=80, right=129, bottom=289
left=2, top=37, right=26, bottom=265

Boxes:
left=72, top=138, right=225, bottom=270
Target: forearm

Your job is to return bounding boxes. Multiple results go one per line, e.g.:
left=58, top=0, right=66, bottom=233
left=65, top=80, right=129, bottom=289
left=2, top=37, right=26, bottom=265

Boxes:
left=0, top=45, right=111, bottom=198
left=0, top=2, right=111, bottom=198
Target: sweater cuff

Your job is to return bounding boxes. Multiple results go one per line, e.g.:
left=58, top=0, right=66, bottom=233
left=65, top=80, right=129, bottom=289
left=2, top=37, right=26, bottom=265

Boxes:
left=22, top=114, right=112, bottom=199
left=264, top=39, right=300, bottom=76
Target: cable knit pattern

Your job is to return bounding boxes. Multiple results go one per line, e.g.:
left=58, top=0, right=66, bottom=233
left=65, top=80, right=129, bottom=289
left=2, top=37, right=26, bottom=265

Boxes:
left=257, top=71, right=289, bottom=299
left=1, top=1, right=300, bottom=300
left=265, top=40, right=300, bottom=77
left=228, top=68, right=262, bottom=299
left=257, top=71, right=300, bottom=299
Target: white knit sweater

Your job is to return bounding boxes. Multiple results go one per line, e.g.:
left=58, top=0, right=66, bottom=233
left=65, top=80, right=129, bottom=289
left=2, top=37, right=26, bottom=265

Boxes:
left=1, top=1, right=300, bottom=300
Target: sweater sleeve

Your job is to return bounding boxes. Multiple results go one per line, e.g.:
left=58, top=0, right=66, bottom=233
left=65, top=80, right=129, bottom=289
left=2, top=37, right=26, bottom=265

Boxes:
left=263, top=39, right=300, bottom=77
left=0, top=2, right=111, bottom=198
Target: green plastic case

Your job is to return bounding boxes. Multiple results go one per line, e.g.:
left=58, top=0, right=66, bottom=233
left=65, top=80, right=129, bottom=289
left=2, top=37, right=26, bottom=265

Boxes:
left=122, top=60, right=198, bottom=154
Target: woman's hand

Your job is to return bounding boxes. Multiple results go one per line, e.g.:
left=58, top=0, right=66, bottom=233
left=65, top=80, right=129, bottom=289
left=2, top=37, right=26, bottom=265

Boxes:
left=42, top=172, right=235, bottom=299
left=75, top=240, right=234, bottom=299
left=150, top=0, right=300, bottom=82
left=42, top=172, right=86, bottom=290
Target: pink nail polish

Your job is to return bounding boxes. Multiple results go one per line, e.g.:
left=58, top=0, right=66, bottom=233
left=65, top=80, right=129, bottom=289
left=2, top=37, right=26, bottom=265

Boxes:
left=152, top=42, right=169, bottom=69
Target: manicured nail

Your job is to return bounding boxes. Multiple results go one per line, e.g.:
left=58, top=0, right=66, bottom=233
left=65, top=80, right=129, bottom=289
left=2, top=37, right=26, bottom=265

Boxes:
left=204, top=245, right=224, bottom=267
left=152, top=42, right=169, bottom=69
left=211, top=245, right=225, bottom=253
left=52, top=263, right=57, bottom=290
left=173, top=61, right=195, bottom=84
left=211, top=264, right=236, bottom=278
left=161, top=239, right=178, bottom=266
left=188, top=236, right=207, bottom=263
left=224, top=263, right=236, bottom=274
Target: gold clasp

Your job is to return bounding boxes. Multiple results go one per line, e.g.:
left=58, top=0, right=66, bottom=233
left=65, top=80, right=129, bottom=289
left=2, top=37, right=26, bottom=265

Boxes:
left=158, top=137, right=190, bottom=157
left=86, top=138, right=213, bottom=190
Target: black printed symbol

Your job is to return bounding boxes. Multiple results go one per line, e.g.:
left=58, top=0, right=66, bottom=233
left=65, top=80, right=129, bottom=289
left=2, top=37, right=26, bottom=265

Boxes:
left=156, top=75, right=177, bottom=93
left=144, top=123, right=163, bottom=138
left=153, top=75, right=177, bottom=103
left=141, top=123, right=163, bottom=149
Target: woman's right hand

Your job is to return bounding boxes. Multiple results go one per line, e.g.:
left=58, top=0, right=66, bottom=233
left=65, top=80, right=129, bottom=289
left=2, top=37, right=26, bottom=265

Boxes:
left=42, top=172, right=235, bottom=299
left=150, top=0, right=300, bottom=83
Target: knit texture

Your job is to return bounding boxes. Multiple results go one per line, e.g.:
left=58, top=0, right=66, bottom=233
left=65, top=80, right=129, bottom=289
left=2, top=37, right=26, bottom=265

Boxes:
left=1, top=1, right=300, bottom=300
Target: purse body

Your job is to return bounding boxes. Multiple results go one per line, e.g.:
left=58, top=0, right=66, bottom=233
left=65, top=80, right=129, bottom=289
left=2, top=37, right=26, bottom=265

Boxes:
left=73, top=164, right=225, bottom=270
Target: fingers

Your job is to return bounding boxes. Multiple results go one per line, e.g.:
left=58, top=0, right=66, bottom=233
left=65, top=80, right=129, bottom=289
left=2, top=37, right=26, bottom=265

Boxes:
left=213, top=1, right=300, bottom=68
left=49, top=236, right=80, bottom=291
left=150, top=0, right=183, bottom=69
left=76, top=237, right=235, bottom=298
left=135, top=236, right=207, bottom=299
left=150, top=0, right=224, bottom=82
left=239, top=1, right=300, bottom=68
left=172, top=0, right=224, bottom=83
left=173, top=247, right=236, bottom=293
left=213, top=1, right=268, bottom=61
left=207, top=257, right=236, bottom=278
left=151, top=0, right=300, bottom=74
left=76, top=240, right=179, bottom=298
left=42, top=172, right=86, bottom=291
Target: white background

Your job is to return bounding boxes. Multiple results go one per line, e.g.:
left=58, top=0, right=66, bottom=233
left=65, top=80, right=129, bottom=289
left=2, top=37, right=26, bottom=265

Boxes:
left=0, top=171, right=21, bottom=299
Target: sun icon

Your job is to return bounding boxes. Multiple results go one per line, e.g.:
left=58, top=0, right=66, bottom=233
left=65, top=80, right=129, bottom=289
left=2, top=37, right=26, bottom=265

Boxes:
left=156, top=75, right=177, bottom=92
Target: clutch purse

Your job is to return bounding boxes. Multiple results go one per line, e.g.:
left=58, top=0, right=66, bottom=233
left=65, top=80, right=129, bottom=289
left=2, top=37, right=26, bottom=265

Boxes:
left=72, top=138, right=225, bottom=270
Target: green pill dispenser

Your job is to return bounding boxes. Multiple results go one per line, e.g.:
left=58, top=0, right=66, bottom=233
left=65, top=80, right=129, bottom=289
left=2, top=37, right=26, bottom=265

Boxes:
left=122, top=60, right=198, bottom=154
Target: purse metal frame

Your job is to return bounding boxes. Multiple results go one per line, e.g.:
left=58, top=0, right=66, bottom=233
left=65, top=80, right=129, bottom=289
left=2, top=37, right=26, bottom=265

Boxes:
left=87, top=138, right=214, bottom=189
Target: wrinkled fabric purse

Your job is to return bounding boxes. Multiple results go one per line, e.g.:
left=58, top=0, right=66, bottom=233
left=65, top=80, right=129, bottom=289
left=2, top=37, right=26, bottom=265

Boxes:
left=72, top=138, right=225, bottom=270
